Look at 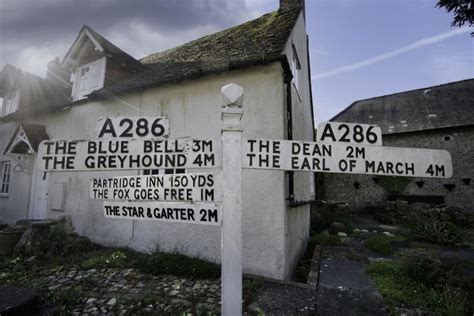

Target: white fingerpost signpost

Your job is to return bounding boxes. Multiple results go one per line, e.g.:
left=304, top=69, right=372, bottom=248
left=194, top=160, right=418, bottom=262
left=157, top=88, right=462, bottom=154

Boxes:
left=220, top=83, right=244, bottom=316
left=36, top=83, right=454, bottom=315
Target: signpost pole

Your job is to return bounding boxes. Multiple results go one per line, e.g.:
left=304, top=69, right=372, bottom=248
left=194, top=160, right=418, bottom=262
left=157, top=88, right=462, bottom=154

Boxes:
left=221, top=83, right=244, bottom=315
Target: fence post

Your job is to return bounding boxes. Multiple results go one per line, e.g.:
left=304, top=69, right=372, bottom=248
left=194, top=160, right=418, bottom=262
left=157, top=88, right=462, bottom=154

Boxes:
left=221, top=83, right=244, bottom=315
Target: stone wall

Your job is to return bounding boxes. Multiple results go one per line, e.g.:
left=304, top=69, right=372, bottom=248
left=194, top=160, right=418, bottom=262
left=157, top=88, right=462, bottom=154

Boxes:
left=322, top=126, right=474, bottom=210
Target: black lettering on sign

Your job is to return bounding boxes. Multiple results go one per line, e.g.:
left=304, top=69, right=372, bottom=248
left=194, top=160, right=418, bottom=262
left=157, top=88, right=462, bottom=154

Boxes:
left=192, top=140, right=213, bottom=152
left=98, top=118, right=167, bottom=138
left=426, top=164, right=445, bottom=177
left=99, top=118, right=117, bottom=138
left=320, top=124, right=337, bottom=142
left=320, top=123, right=379, bottom=144
left=338, top=124, right=350, bottom=142
left=346, top=146, right=365, bottom=159
left=199, top=209, right=218, bottom=223
left=248, top=140, right=257, bottom=152
left=339, top=159, right=348, bottom=171
left=136, top=118, right=149, bottom=137
left=151, top=118, right=165, bottom=137
left=366, top=126, right=378, bottom=144
left=119, top=118, right=134, bottom=137
left=200, top=189, right=214, bottom=201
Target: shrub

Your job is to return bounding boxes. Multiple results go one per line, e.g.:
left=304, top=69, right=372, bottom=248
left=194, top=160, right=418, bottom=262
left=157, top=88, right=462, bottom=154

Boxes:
left=364, top=234, right=406, bottom=256
left=409, top=213, right=462, bottom=245
left=399, top=249, right=444, bottom=286
left=20, top=223, right=95, bottom=261
left=440, top=285, right=467, bottom=316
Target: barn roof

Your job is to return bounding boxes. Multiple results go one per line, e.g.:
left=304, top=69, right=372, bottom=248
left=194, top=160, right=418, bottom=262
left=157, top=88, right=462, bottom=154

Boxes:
left=331, top=79, right=474, bottom=135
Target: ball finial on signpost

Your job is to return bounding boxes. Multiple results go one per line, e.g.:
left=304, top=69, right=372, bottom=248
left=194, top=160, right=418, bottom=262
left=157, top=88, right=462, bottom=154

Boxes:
left=221, top=83, right=244, bottom=108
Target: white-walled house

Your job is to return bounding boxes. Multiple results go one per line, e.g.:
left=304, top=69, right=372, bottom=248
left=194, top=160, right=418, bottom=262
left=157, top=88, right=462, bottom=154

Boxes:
left=0, top=0, right=314, bottom=280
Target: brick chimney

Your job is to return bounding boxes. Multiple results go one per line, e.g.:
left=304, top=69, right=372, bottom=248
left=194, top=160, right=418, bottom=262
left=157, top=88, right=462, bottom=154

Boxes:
left=280, top=0, right=304, bottom=11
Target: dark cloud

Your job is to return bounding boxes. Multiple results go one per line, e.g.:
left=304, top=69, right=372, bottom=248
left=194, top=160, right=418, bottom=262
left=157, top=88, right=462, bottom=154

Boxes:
left=0, top=0, right=255, bottom=76
left=1, top=0, right=248, bottom=37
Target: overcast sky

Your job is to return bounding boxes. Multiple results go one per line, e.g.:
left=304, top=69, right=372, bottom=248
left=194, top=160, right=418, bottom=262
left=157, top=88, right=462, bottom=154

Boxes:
left=0, top=0, right=473, bottom=124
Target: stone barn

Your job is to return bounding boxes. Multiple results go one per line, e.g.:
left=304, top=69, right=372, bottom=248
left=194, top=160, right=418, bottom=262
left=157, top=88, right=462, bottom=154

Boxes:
left=322, top=79, right=474, bottom=210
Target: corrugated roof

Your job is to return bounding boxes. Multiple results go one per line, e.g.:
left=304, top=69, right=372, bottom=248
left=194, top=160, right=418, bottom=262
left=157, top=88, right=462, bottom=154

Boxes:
left=331, top=79, right=474, bottom=134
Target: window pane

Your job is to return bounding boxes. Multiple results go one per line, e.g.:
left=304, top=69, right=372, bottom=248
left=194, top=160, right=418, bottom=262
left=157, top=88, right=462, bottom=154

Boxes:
left=1, top=162, right=11, bottom=194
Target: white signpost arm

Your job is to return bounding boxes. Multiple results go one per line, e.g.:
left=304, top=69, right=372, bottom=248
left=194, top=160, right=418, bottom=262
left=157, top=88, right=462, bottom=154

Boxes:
left=221, top=83, right=244, bottom=315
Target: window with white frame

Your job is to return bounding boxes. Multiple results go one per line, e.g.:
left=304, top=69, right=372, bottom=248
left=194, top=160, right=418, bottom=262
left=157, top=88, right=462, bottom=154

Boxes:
left=0, top=161, right=11, bottom=196
left=72, top=57, right=106, bottom=101
left=291, top=45, right=301, bottom=90
left=1, top=90, right=20, bottom=117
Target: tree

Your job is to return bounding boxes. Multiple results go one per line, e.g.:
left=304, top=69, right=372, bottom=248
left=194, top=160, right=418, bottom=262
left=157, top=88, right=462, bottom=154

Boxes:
left=436, top=0, right=474, bottom=35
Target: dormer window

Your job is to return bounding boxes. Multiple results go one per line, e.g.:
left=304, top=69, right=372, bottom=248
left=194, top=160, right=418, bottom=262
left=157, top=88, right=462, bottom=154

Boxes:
left=0, top=90, right=20, bottom=117
left=71, top=57, right=106, bottom=101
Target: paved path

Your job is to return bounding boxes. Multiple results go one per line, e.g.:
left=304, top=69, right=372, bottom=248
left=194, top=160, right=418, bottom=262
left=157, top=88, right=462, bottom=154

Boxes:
left=0, top=286, right=39, bottom=315
left=248, top=280, right=317, bottom=315
left=317, top=250, right=387, bottom=315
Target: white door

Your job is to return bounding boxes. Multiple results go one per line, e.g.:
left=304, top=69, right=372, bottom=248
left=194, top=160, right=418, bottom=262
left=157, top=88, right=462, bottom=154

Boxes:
left=29, top=158, right=49, bottom=219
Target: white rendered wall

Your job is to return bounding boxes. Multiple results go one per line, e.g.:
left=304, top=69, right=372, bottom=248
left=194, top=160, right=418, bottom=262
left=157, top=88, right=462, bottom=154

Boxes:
left=5, top=63, right=292, bottom=279
left=0, top=122, right=33, bottom=225
left=282, top=11, right=314, bottom=278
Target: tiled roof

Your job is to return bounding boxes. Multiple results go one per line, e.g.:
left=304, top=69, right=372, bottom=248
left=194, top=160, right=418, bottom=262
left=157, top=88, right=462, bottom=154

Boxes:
left=331, top=79, right=474, bottom=134
left=84, top=25, right=144, bottom=72
left=0, top=64, right=70, bottom=121
left=97, top=6, right=301, bottom=95
left=1, top=5, right=302, bottom=121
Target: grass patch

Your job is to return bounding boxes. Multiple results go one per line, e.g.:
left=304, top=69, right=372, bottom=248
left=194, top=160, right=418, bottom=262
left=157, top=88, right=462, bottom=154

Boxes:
left=366, top=260, right=468, bottom=314
left=311, top=233, right=341, bottom=246
left=366, top=261, right=441, bottom=310
left=135, top=251, right=220, bottom=279
left=243, top=278, right=264, bottom=311
left=364, top=234, right=406, bottom=255
left=80, top=250, right=129, bottom=269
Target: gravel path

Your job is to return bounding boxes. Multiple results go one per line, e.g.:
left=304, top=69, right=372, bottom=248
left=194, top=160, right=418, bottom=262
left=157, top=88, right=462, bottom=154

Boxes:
left=1, top=267, right=221, bottom=315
